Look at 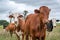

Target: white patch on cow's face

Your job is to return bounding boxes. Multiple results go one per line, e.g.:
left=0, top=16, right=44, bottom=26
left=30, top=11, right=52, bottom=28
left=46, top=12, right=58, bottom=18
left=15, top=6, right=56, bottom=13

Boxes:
left=52, top=18, right=56, bottom=27
left=12, top=13, right=19, bottom=26
left=11, top=13, right=23, bottom=27
left=14, top=13, right=18, bottom=21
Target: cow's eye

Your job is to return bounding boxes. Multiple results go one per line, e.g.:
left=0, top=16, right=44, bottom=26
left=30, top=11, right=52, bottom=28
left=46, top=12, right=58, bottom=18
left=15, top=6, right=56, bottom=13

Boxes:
left=18, top=15, right=23, bottom=18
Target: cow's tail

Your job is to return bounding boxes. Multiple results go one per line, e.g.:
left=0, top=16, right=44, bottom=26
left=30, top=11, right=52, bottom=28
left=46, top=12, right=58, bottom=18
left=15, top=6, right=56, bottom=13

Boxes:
left=10, top=31, right=13, bottom=37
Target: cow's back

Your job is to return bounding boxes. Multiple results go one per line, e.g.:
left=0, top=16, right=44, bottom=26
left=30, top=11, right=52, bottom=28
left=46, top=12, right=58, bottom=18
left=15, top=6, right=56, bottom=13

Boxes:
left=5, top=23, right=16, bottom=31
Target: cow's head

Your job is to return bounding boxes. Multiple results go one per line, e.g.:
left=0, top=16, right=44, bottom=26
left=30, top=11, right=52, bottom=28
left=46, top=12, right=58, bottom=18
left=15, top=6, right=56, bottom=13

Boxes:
left=39, top=6, right=51, bottom=24
left=9, top=13, right=23, bottom=27
left=46, top=20, right=53, bottom=32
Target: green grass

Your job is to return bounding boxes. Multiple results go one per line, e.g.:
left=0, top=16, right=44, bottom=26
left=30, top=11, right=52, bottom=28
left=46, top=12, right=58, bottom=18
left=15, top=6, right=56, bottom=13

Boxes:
left=0, top=29, right=17, bottom=40
left=0, top=33, right=17, bottom=40
left=0, top=25, right=3, bottom=29
left=0, top=26, right=17, bottom=40
left=56, top=23, right=60, bottom=26
left=46, top=23, right=60, bottom=40
left=0, top=23, right=60, bottom=40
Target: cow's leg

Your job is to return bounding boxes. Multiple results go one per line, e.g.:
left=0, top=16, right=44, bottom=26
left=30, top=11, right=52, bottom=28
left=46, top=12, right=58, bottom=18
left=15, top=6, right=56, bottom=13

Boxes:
left=24, top=34, right=26, bottom=40
left=41, top=30, right=46, bottom=40
left=38, top=37, right=41, bottom=40
left=31, top=34, right=36, bottom=40
left=41, top=35, right=45, bottom=40
left=35, top=37, right=39, bottom=40
left=41, top=37, right=45, bottom=40
left=25, top=34, right=29, bottom=40
left=22, top=33, right=24, bottom=40
left=32, top=36, right=36, bottom=40
left=9, top=31, right=13, bottom=37
left=14, top=31, right=20, bottom=40
left=29, top=35, right=32, bottom=40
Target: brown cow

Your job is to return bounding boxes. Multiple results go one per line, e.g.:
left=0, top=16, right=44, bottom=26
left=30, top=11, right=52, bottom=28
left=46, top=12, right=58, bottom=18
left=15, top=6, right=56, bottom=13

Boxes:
left=5, top=23, right=16, bottom=37
left=14, top=14, right=26, bottom=40
left=5, top=22, right=21, bottom=40
left=5, top=14, right=24, bottom=40
left=25, top=6, right=51, bottom=40
left=16, top=15, right=26, bottom=40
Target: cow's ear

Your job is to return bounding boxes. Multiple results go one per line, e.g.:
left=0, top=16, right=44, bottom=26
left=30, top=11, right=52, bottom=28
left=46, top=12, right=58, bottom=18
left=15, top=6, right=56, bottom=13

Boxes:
left=34, top=9, right=40, bottom=13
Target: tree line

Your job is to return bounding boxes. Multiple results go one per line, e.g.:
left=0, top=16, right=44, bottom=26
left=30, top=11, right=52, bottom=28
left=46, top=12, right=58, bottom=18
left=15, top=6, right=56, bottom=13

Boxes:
left=0, top=20, right=9, bottom=29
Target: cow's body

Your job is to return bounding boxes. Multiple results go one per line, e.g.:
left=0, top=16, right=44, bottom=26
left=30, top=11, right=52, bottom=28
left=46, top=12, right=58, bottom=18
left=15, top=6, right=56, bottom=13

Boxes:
left=25, top=14, right=46, bottom=40
left=5, top=23, right=16, bottom=32
left=5, top=23, right=16, bottom=37
left=25, top=6, right=51, bottom=40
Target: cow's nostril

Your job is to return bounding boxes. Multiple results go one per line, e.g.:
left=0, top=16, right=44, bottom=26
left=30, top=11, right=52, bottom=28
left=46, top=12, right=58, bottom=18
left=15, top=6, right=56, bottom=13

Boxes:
left=15, top=21, right=17, bottom=24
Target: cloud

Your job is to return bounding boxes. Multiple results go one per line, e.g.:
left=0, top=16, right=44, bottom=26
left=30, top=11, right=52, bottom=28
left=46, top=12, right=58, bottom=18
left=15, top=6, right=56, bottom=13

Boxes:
left=0, top=0, right=60, bottom=20
left=0, top=0, right=37, bottom=21
left=0, top=0, right=37, bottom=13
left=10, top=0, right=59, bottom=6
left=0, top=13, right=10, bottom=22
left=10, top=0, right=60, bottom=15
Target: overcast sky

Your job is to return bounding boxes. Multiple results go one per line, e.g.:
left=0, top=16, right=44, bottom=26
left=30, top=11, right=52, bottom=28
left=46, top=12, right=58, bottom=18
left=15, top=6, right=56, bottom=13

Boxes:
left=0, top=0, right=60, bottom=22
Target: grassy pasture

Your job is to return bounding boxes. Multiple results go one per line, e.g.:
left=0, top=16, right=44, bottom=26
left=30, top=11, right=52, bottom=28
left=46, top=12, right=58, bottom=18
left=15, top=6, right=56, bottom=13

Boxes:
left=0, top=23, right=60, bottom=40
left=46, top=23, right=60, bottom=40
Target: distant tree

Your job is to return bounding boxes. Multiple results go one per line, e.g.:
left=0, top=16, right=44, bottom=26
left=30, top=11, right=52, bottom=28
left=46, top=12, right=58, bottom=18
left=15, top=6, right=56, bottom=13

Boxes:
left=0, top=20, right=9, bottom=29
left=23, top=10, right=28, bottom=19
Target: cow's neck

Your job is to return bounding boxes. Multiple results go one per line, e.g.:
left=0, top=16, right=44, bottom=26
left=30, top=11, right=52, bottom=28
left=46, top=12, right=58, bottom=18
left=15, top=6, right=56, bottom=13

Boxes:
left=39, top=13, right=45, bottom=31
